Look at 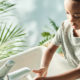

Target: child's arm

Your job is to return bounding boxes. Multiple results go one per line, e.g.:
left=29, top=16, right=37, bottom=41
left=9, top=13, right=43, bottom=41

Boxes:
left=34, top=67, right=80, bottom=80
left=33, top=43, right=58, bottom=77
left=44, top=67, right=80, bottom=80
left=33, top=43, right=80, bottom=80
left=40, top=43, right=58, bottom=69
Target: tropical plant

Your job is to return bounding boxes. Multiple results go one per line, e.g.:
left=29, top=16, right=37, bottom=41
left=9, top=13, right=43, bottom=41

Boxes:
left=0, top=0, right=15, bottom=20
left=39, top=18, right=58, bottom=45
left=0, top=23, right=27, bottom=59
left=39, top=18, right=63, bottom=54
left=0, top=0, right=28, bottom=59
left=0, top=0, right=15, bottom=13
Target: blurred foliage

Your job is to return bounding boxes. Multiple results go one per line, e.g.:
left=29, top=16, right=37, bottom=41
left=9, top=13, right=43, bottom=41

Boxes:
left=39, top=18, right=58, bottom=45
left=39, top=18, right=63, bottom=54
left=0, top=23, right=27, bottom=59
left=0, top=0, right=15, bottom=13
left=0, top=0, right=27, bottom=59
left=0, top=0, right=15, bottom=19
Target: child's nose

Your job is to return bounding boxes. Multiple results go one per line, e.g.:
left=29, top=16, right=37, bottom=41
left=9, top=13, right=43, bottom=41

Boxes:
left=69, top=15, right=76, bottom=23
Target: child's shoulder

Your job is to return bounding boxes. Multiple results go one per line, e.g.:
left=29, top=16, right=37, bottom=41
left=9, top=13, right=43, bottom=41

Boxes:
left=61, top=20, right=71, bottom=31
left=64, top=20, right=70, bottom=26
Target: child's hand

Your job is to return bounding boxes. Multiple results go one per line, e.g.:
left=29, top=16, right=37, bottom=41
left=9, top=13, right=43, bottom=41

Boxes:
left=32, top=67, right=48, bottom=77
left=32, top=67, right=48, bottom=80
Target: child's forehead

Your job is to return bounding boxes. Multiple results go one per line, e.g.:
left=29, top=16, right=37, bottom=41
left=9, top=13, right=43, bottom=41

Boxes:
left=65, top=0, right=80, bottom=2
left=64, top=0, right=80, bottom=11
left=64, top=0, right=80, bottom=6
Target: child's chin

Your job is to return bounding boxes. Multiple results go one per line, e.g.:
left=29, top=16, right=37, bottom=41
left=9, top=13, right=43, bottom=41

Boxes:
left=72, top=25, right=78, bottom=29
left=72, top=25, right=80, bottom=30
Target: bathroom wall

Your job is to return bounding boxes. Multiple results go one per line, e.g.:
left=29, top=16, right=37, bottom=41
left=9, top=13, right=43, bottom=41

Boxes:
left=14, top=0, right=66, bottom=46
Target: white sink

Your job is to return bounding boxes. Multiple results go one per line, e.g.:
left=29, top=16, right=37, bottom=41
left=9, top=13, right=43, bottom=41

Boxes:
left=0, top=46, right=46, bottom=80
left=0, top=46, right=74, bottom=80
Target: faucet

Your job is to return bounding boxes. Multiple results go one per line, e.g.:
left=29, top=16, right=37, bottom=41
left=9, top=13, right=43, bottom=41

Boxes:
left=7, top=67, right=31, bottom=80
left=0, top=60, right=31, bottom=80
left=0, top=60, right=15, bottom=80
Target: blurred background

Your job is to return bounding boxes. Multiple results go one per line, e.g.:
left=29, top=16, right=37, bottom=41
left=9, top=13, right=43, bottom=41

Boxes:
left=0, top=0, right=66, bottom=59
left=14, top=0, right=66, bottom=46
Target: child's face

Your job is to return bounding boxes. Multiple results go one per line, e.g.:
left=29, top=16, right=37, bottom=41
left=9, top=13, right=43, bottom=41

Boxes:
left=64, top=0, right=80, bottom=30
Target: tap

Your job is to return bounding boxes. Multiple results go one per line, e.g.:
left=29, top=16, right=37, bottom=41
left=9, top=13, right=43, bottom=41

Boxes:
left=7, top=67, right=31, bottom=80
left=0, top=60, right=15, bottom=79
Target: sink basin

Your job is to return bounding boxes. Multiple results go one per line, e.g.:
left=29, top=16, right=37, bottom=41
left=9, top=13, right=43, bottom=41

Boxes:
left=0, top=46, right=74, bottom=80
left=0, top=46, right=46, bottom=80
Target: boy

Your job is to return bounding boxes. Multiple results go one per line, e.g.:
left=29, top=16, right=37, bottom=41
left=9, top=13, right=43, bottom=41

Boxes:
left=33, top=0, right=80, bottom=80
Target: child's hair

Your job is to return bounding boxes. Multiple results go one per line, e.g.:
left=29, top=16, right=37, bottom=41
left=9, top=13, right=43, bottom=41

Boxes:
left=72, top=0, right=80, bottom=1
left=65, top=0, right=80, bottom=2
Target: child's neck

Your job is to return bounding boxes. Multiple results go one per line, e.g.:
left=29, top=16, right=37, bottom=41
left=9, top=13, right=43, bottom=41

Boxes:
left=73, top=29, right=80, bottom=37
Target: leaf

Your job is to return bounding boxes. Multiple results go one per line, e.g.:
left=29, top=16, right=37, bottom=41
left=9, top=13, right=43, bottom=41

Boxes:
left=0, top=8, right=4, bottom=11
left=0, top=23, right=6, bottom=43
left=5, top=25, right=18, bottom=40
left=39, top=18, right=59, bottom=46
left=0, top=23, right=27, bottom=60
left=49, top=18, right=58, bottom=31
left=0, top=0, right=28, bottom=60
left=2, top=24, right=12, bottom=43
left=0, top=0, right=15, bottom=17
left=41, top=32, right=51, bottom=37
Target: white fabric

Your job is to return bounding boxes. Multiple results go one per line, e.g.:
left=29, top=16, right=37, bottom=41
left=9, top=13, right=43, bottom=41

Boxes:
left=48, top=53, right=80, bottom=80
left=51, top=20, right=80, bottom=67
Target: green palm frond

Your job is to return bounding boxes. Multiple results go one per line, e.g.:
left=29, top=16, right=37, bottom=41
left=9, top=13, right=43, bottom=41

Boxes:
left=0, top=23, right=27, bottom=59
left=0, top=0, right=15, bottom=14
left=0, top=0, right=28, bottom=60
left=39, top=18, right=59, bottom=45
left=39, top=32, right=55, bottom=45
left=41, top=32, right=51, bottom=37
left=0, top=0, right=15, bottom=21
left=39, top=18, right=63, bottom=54
left=49, top=18, right=58, bottom=31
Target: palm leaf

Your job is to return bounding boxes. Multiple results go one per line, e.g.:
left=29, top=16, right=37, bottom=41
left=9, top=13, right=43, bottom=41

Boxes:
left=0, top=0, right=28, bottom=60
left=0, top=23, right=27, bottom=59
left=41, top=32, right=51, bottom=37
left=0, top=23, right=6, bottom=43
left=1, top=24, right=12, bottom=43
left=39, top=33, right=55, bottom=45
left=39, top=18, right=63, bottom=54
left=4, top=25, right=19, bottom=41
left=49, top=18, right=58, bottom=31
left=0, top=0, right=15, bottom=21
left=39, top=18, right=59, bottom=45
left=0, top=0, right=15, bottom=14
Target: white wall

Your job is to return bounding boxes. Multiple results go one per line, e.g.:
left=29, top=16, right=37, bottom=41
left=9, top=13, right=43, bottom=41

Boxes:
left=14, top=0, right=66, bottom=46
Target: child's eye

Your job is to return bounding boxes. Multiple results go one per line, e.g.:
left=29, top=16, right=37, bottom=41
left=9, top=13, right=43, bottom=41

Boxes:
left=73, top=14, right=80, bottom=19
left=66, top=12, right=69, bottom=14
